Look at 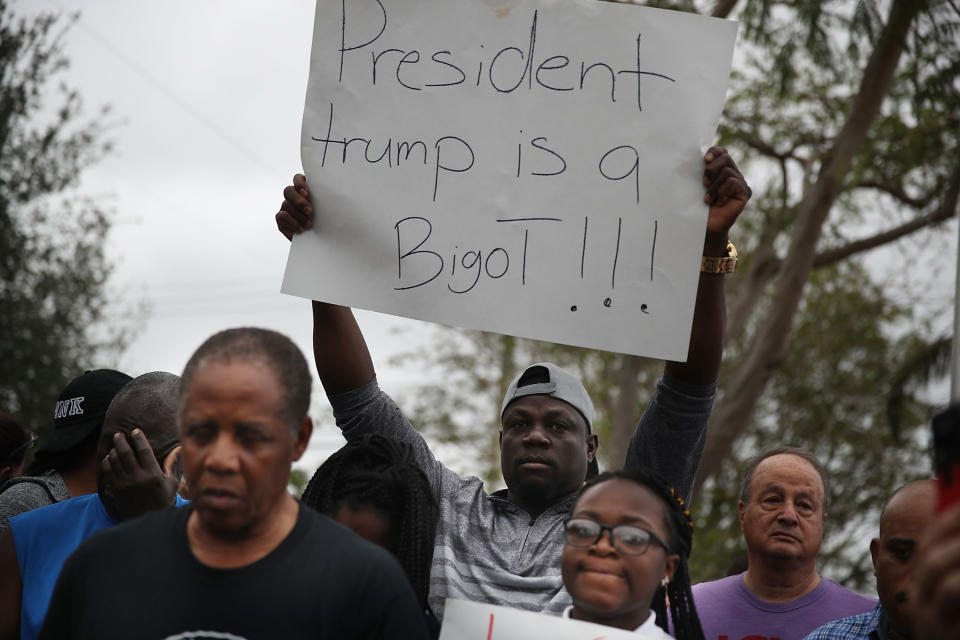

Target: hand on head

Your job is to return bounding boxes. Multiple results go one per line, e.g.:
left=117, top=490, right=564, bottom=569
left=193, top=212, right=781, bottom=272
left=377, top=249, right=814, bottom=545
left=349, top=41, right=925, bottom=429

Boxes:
left=100, top=430, right=180, bottom=520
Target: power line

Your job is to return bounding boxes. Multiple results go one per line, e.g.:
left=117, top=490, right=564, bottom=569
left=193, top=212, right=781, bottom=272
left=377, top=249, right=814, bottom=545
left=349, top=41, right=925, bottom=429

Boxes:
left=98, top=172, right=280, bottom=264
left=47, top=0, right=283, bottom=181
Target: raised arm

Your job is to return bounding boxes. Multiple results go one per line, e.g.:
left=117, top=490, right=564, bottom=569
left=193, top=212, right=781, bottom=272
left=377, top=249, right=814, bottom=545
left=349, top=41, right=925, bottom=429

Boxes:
left=664, top=146, right=750, bottom=384
left=311, top=302, right=374, bottom=395
left=276, top=176, right=461, bottom=497
left=624, top=148, right=749, bottom=500
left=276, top=174, right=375, bottom=395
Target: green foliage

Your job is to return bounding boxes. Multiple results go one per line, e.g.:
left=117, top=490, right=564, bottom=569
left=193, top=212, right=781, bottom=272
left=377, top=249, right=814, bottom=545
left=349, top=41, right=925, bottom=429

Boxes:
left=288, top=467, right=310, bottom=498
left=886, top=336, right=952, bottom=438
left=388, top=0, right=957, bottom=593
left=691, top=262, right=932, bottom=586
left=693, top=0, right=958, bottom=589
left=0, top=2, right=128, bottom=439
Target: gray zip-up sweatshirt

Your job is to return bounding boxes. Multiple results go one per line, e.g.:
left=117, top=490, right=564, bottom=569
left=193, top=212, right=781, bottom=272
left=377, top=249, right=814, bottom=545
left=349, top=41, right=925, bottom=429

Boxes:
left=329, top=373, right=715, bottom=621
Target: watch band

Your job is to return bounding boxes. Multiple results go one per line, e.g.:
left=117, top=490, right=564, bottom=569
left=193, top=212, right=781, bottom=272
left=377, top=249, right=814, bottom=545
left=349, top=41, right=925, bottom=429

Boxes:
left=700, top=241, right=738, bottom=274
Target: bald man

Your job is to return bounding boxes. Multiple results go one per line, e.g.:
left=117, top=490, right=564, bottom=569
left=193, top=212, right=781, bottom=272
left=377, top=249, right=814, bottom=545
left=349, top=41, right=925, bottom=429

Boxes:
left=0, top=372, right=186, bottom=640
left=804, top=479, right=937, bottom=640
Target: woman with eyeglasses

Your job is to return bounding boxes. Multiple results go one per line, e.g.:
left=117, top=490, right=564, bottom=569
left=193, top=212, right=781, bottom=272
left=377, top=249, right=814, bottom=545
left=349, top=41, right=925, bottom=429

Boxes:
left=561, top=467, right=705, bottom=639
left=0, top=412, right=36, bottom=485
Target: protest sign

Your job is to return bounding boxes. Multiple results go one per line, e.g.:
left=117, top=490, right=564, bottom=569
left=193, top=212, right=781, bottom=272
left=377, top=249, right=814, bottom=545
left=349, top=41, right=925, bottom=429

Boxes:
left=438, top=599, right=645, bottom=639
left=282, top=0, right=737, bottom=359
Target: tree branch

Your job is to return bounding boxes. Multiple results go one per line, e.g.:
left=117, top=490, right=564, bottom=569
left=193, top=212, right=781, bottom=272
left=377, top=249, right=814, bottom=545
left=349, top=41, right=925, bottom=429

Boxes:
left=732, top=128, right=799, bottom=163
left=731, top=191, right=958, bottom=288
left=741, top=134, right=790, bottom=161
left=725, top=246, right=781, bottom=346
left=813, top=210, right=955, bottom=267
left=695, top=0, right=923, bottom=498
left=726, top=116, right=820, bottom=164
left=711, top=0, right=739, bottom=19
left=948, top=0, right=960, bottom=20
left=857, top=179, right=934, bottom=209
left=815, top=160, right=960, bottom=267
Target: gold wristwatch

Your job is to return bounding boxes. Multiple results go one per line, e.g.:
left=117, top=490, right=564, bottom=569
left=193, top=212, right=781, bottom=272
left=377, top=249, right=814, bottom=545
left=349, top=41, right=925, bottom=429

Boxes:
left=700, top=241, right=738, bottom=274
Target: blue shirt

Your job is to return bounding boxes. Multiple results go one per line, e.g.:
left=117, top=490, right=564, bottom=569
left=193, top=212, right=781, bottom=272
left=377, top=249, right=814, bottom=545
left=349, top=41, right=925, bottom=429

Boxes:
left=10, top=493, right=187, bottom=640
left=802, top=602, right=890, bottom=640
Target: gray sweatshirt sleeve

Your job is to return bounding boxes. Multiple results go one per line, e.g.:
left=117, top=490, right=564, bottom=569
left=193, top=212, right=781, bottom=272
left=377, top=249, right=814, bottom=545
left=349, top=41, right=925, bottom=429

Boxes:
left=328, top=376, right=456, bottom=498
left=0, top=482, right=53, bottom=536
left=624, top=372, right=716, bottom=504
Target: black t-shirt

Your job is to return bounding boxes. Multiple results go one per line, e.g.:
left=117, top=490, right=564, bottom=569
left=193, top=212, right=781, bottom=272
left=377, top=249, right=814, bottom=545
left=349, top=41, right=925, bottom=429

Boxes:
left=39, top=503, right=430, bottom=640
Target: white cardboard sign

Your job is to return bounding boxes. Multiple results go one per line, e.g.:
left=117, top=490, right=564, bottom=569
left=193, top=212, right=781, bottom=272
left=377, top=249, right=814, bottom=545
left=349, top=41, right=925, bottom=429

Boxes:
left=282, top=0, right=737, bottom=359
left=438, top=599, right=650, bottom=639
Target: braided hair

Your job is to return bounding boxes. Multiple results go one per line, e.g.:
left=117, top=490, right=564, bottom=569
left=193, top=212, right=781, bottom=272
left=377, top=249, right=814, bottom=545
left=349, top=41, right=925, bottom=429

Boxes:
left=575, top=468, right=705, bottom=640
left=301, top=434, right=438, bottom=609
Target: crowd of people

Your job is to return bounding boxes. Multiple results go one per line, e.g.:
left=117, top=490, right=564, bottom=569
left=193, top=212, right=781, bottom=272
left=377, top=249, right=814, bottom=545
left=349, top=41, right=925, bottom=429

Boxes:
left=0, top=147, right=957, bottom=640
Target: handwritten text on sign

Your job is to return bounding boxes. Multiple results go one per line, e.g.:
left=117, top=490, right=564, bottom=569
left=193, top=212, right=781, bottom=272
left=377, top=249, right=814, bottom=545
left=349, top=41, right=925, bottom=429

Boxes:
left=282, top=0, right=737, bottom=359
left=438, top=599, right=646, bottom=640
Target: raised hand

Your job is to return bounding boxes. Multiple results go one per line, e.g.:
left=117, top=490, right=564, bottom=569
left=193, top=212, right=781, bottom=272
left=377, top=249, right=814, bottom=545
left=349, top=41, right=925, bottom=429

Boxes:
left=276, top=173, right=314, bottom=240
left=702, top=146, right=750, bottom=244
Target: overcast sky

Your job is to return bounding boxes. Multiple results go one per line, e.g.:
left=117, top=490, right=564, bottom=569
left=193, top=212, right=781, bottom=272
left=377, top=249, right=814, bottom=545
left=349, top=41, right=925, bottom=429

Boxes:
left=19, top=0, right=445, bottom=473
left=17, top=0, right=958, bottom=476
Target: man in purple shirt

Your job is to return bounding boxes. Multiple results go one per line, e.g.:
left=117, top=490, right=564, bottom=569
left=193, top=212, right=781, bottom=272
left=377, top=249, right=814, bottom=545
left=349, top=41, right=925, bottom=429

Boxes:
left=692, top=447, right=875, bottom=640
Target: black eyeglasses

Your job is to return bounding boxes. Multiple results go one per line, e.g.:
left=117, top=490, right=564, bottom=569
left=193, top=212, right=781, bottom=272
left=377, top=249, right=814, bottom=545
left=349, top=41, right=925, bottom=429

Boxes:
left=563, top=517, right=670, bottom=556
